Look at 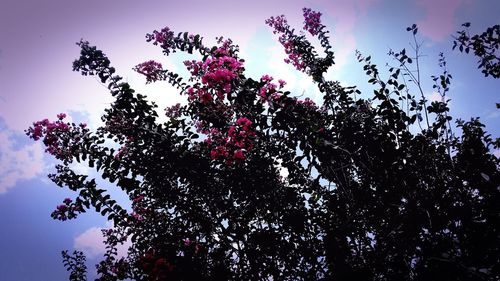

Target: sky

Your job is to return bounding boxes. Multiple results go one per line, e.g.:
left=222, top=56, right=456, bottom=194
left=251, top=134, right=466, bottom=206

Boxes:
left=0, top=0, right=499, bottom=280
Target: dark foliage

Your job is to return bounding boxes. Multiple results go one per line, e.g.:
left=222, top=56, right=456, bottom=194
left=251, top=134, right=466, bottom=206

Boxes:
left=27, top=9, right=499, bottom=281
left=453, top=23, right=500, bottom=78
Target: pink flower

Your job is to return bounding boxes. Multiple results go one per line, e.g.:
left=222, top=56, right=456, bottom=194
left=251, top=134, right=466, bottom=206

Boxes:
left=133, top=195, right=145, bottom=203
left=184, top=52, right=243, bottom=99
left=27, top=116, right=86, bottom=162
left=63, top=198, right=72, bottom=204
left=32, top=126, right=43, bottom=140
left=184, top=60, right=202, bottom=76
left=223, top=83, right=232, bottom=93
left=259, top=87, right=268, bottom=99
left=280, top=39, right=307, bottom=72
left=57, top=123, right=69, bottom=131
left=115, top=146, right=128, bottom=159
left=147, top=27, right=175, bottom=55
left=200, top=91, right=213, bottom=104
left=227, top=125, right=237, bottom=137
left=210, top=146, right=228, bottom=160
left=260, top=74, right=273, bottom=82
left=165, top=103, right=182, bottom=118
left=210, top=150, right=218, bottom=160
left=134, top=60, right=164, bottom=83
left=265, top=15, right=288, bottom=34
left=303, top=8, right=322, bottom=36
left=278, top=79, right=287, bottom=88
left=297, top=97, right=317, bottom=108
left=236, top=117, right=252, bottom=130
left=155, top=258, right=167, bottom=268
left=131, top=212, right=143, bottom=221
left=233, top=150, right=245, bottom=161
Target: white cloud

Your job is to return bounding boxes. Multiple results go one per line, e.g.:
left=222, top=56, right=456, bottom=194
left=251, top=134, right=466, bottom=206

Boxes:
left=74, top=227, right=106, bottom=259
left=0, top=129, right=45, bottom=194
left=426, top=91, right=444, bottom=103
left=265, top=45, right=319, bottom=102
left=74, top=225, right=131, bottom=260
left=69, top=160, right=91, bottom=177
left=266, top=45, right=300, bottom=88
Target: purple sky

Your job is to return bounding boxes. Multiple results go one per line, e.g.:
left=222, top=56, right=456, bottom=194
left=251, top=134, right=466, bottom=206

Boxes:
left=1, top=0, right=499, bottom=280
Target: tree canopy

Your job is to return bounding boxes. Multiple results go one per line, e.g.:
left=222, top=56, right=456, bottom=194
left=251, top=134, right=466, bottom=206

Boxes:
left=27, top=8, right=499, bottom=281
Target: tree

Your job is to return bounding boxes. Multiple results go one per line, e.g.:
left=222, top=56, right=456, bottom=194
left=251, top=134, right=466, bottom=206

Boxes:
left=27, top=8, right=499, bottom=281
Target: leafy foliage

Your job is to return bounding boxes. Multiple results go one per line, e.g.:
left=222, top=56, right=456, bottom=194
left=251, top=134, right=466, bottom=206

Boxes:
left=62, top=250, right=88, bottom=281
left=453, top=23, right=500, bottom=78
left=28, top=9, right=499, bottom=281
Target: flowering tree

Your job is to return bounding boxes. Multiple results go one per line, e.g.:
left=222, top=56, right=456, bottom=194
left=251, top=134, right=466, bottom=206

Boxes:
left=27, top=8, right=499, bottom=281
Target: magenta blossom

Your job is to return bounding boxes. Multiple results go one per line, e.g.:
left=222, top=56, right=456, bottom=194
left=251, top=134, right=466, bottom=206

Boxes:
left=297, top=97, right=317, bottom=108
left=233, top=150, right=245, bottom=161
left=165, top=103, right=182, bottom=118
left=265, top=15, right=288, bottom=34
left=303, top=8, right=322, bottom=36
left=27, top=114, right=87, bottom=162
left=260, top=74, right=273, bottom=82
left=133, top=195, right=145, bottom=203
left=134, top=60, right=164, bottom=83
left=146, top=27, right=175, bottom=55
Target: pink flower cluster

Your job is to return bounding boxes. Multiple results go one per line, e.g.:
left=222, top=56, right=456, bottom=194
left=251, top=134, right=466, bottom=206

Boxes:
left=259, top=75, right=286, bottom=101
left=283, top=40, right=306, bottom=71
left=165, top=103, right=182, bottom=118
left=184, top=54, right=243, bottom=96
left=30, top=118, right=68, bottom=141
left=51, top=198, right=83, bottom=221
left=296, top=97, right=317, bottom=108
left=302, top=8, right=322, bottom=36
left=108, top=258, right=128, bottom=279
left=130, top=194, right=150, bottom=222
left=132, top=195, right=145, bottom=203
left=183, top=238, right=202, bottom=254
left=134, top=60, right=164, bottom=83
left=115, top=136, right=134, bottom=160
left=207, top=117, right=256, bottom=164
left=27, top=114, right=87, bottom=162
left=115, top=146, right=128, bottom=160
left=185, top=87, right=215, bottom=104
left=146, top=26, right=175, bottom=55
left=265, top=15, right=288, bottom=34
left=139, top=250, right=175, bottom=279
left=213, top=38, right=235, bottom=57
left=105, top=115, right=132, bottom=135
left=266, top=14, right=307, bottom=71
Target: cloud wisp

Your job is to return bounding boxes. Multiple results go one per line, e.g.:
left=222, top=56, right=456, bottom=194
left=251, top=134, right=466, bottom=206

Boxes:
left=74, top=225, right=131, bottom=260
left=416, top=0, right=467, bottom=42
left=0, top=129, right=45, bottom=194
